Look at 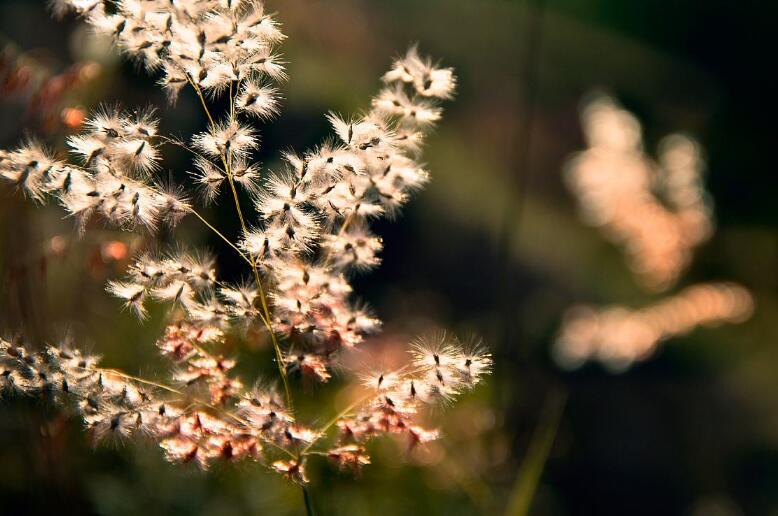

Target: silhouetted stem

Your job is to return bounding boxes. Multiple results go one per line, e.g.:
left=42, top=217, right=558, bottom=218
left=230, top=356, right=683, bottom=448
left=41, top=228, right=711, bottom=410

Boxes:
left=302, top=485, right=315, bottom=516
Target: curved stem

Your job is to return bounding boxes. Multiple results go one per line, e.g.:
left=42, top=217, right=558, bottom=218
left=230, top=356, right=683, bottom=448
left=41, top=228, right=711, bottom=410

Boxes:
left=299, top=391, right=373, bottom=456
left=154, top=134, right=220, bottom=167
left=299, top=364, right=417, bottom=458
left=188, top=209, right=272, bottom=328
left=229, top=81, right=234, bottom=119
left=98, top=367, right=185, bottom=395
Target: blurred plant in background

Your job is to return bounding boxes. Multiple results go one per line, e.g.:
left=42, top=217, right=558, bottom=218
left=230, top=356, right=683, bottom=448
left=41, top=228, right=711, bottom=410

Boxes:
left=0, top=40, right=100, bottom=133
left=555, top=94, right=754, bottom=372
left=564, top=93, right=713, bottom=292
left=555, top=282, right=754, bottom=372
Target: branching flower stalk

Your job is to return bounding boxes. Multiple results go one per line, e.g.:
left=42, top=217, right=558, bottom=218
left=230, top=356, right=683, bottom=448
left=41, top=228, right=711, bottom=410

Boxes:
left=0, top=0, right=492, bottom=502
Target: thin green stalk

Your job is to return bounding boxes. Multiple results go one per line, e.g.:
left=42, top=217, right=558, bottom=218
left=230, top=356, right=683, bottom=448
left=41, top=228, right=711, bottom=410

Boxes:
left=299, top=392, right=372, bottom=456
left=299, top=364, right=417, bottom=457
left=224, top=172, right=293, bottom=410
left=302, top=485, right=315, bottom=516
left=96, top=367, right=185, bottom=395
left=504, top=391, right=566, bottom=516
left=229, top=81, right=234, bottom=120
left=186, top=79, right=294, bottom=411
left=225, top=174, right=249, bottom=230
left=186, top=75, right=217, bottom=130
left=189, top=209, right=270, bottom=328
left=154, top=134, right=220, bottom=166
left=189, top=208, right=253, bottom=266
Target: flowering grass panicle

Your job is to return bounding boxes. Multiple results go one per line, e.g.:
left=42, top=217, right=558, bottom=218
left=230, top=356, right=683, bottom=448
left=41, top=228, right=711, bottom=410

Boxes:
left=333, top=335, right=491, bottom=457
left=0, top=108, right=190, bottom=232
left=0, top=0, right=490, bottom=494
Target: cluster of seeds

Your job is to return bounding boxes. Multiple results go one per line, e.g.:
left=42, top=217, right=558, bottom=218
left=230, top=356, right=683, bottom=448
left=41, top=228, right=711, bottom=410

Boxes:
left=0, top=115, right=188, bottom=232
left=0, top=0, right=490, bottom=485
left=0, top=334, right=323, bottom=472
left=335, top=335, right=491, bottom=458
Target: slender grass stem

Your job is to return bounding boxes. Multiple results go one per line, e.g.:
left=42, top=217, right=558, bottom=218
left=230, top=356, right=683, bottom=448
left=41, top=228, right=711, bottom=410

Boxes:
left=153, top=134, right=220, bottom=167
left=225, top=172, right=294, bottom=411
left=97, top=367, right=185, bottom=395
left=299, top=392, right=372, bottom=456
left=186, top=79, right=294, bottom=412
left=299, top=364, right=417, bottom=457
left=225, top=174, right=249, bottom=230
left=504, top=391, right=566, bottom=516
left=186, top=76, right=217, bottom=130
left=188, top=209, right=272, bottom=328
left=229, top=81, right=234, bottom=120
left=302, top=485, right=315, bottom=516
left=189, top=208, right=252, bottom=265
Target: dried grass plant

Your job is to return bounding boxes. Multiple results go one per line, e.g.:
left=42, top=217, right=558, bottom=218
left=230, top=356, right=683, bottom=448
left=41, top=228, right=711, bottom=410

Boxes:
left=0, top=1, right=491, bottom=512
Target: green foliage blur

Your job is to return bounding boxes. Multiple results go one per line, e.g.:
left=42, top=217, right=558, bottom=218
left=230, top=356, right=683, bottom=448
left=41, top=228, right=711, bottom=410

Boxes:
left=1, top=0, right=776, bottom=515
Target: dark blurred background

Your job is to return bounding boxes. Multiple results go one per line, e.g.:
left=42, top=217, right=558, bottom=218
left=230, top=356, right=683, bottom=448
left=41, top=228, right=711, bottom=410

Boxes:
left=1, top=0, right=777, bottom=515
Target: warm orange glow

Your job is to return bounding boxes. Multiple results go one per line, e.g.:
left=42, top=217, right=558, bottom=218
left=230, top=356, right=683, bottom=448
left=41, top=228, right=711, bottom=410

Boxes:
left=565, top=94, right=713, bottom=292
left=100, top=240, right=129, bottom=262
left=61, top=106, right=86, bottom=129
left=554, top=282, right=754, bottom=371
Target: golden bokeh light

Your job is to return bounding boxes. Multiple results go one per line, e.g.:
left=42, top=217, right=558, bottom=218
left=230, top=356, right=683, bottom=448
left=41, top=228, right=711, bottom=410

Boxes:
left=554, top=282, right=754, bottom=372
left=565, top=94, right=713, bottom=292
